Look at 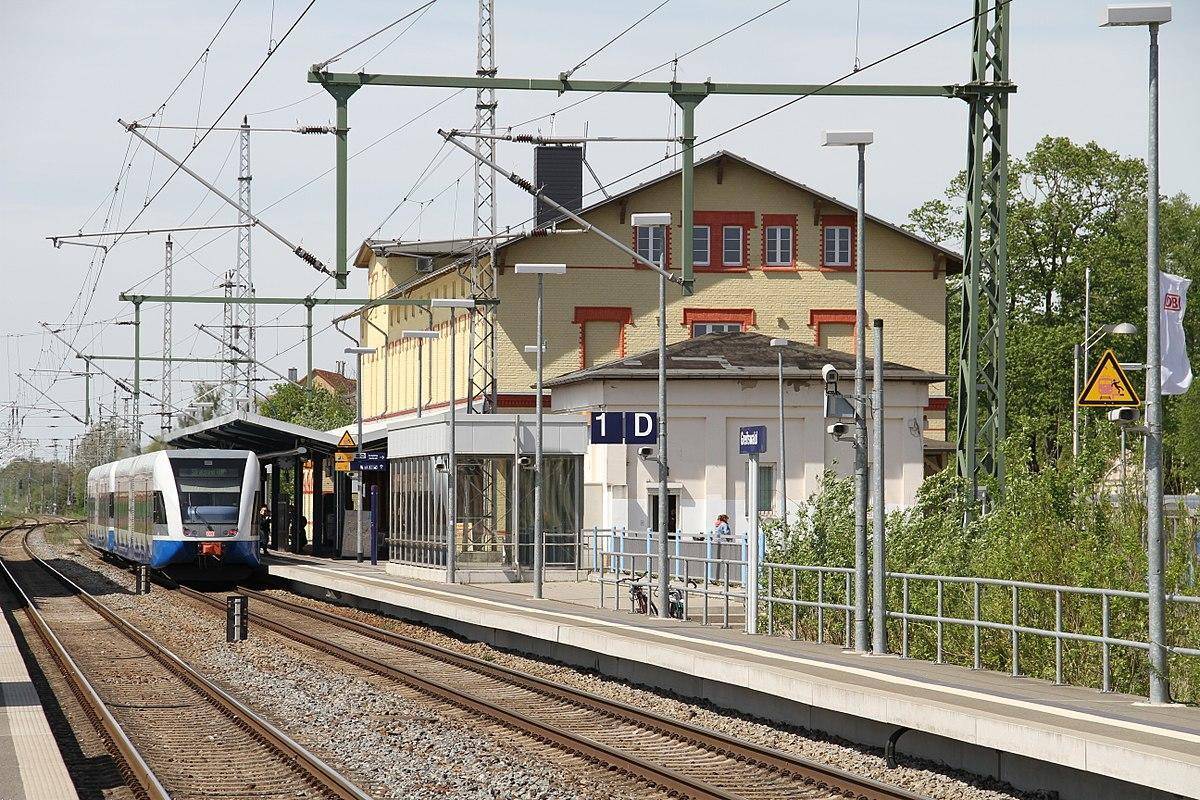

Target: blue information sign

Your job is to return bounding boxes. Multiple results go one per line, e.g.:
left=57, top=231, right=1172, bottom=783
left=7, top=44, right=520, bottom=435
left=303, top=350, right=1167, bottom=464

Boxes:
left=589, top=411, right=658, bottom=445
left=738, top=425, right=767, bottom=455
left=351, top=460, right=387, bottom=472
left=623, top=411, right=658, bottom=445
left=589, top=411, right=625, bottom=444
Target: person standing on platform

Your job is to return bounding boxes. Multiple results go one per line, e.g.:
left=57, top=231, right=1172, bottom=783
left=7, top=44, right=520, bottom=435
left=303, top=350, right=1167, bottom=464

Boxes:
left=258, top=504, right=271, bottom=554
left=714, top=514, right=731, bottom=540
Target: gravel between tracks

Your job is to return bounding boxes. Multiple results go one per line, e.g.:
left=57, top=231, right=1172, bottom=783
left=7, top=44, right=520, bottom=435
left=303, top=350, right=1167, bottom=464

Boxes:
left=37, top=528, right=1044, bottom=800
left=30, top=529, right=650, bottom=800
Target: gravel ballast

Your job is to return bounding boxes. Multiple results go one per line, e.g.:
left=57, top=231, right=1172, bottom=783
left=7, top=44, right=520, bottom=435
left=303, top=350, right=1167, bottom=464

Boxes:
left=28, top=529, right=649, bottom=800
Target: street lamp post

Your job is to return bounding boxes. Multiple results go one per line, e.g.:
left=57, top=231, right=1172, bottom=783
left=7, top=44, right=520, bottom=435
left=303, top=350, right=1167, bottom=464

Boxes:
left=344, top=345, right=376, bottom=563
left=823, top=129, right=874, bottom=652
left=431, top=298, right=476, bottom=584
left=1102, top=1, right=1172, bottom=705
left=515, top=263, right=567, bottom=599
left=631, top=212, right=672, bottom=619
left=769, top=339, right=789, bottom=521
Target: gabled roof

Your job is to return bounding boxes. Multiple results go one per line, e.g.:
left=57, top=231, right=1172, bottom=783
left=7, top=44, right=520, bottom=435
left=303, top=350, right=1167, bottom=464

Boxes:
left=304, top=368, right=356, bottom=394
left=543, top=331, right=945, bottom=388
left=362, top=150, right=962, bottom=268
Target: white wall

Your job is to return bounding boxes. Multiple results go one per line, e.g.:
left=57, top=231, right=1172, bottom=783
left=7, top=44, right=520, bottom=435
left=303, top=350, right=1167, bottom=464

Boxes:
left=555, top=377, right=931, bottom=538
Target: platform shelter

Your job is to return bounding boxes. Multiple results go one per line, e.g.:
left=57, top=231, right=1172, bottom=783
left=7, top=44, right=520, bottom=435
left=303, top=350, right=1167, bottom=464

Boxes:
left=385, top=411, right=588, bottom=582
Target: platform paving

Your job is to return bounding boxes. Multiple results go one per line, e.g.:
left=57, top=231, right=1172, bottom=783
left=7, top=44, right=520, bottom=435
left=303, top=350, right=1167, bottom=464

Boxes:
left=0, top=606, right=78, bottom=800
left=263, top=551, right=1200, bottom=799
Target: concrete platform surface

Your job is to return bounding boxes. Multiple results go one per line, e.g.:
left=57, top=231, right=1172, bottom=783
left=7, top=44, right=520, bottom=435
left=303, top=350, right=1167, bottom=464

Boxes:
left=263, top=552, right=1200, bottom=800
left=0, top=607, right=78, bottom=800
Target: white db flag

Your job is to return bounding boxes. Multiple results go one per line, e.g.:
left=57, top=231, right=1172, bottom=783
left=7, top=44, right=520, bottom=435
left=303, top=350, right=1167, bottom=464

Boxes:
left=1161, top=271, right=1192, bottom=395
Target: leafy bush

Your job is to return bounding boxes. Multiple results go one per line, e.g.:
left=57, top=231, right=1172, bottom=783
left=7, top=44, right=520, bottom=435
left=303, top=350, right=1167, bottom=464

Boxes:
left=762, top=434, right=1200, bottom=701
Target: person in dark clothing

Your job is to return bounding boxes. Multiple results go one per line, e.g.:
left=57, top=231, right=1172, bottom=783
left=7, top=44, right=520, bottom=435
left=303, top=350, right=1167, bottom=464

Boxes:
left=258, top=504, right=272, bottom=554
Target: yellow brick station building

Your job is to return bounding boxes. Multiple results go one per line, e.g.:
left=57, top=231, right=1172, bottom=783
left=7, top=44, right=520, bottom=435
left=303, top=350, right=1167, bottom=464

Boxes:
left=353, top=151, right=957, bottom=445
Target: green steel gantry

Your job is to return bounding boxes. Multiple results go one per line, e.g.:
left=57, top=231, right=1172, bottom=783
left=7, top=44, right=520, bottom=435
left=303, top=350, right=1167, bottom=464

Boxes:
left=306, top=0, right=1013, bottom=507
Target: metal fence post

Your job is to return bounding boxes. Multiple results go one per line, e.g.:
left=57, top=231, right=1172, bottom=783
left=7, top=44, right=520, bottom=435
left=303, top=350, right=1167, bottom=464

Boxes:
left=901, top=576, right=909, bottom=658
left=936, top=579, right=944, bottom=664
left=1054, top=589, right=1063, bottom=685
left=972, top=581, right=981, bottom=670
left=1102, top=593, right=1112, bottom=692
left=1011, top=585, right=1020, bottom=677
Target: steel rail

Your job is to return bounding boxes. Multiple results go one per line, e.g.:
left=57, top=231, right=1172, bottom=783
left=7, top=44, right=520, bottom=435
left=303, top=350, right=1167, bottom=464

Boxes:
left=0, top=522, right=169, bottom=800
left=9, top=524, right=372, bottom=800
left=177, top=581, right=927, bottom=800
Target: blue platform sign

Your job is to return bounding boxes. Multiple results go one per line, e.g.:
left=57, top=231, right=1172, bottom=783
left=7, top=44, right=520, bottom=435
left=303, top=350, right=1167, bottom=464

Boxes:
left=738, top=425, right=767, bottom=454
left=623, top=411, right=658, bottom=445
left=589, top=412, right=625, bottom=444
left=351, top=452, right=388, bottom=471
left=589, top=411, right=658, bottom=445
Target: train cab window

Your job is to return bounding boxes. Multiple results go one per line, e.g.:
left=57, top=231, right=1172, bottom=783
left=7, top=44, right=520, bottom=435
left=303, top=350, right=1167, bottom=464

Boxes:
left=152, top=492, right=168, bottom=525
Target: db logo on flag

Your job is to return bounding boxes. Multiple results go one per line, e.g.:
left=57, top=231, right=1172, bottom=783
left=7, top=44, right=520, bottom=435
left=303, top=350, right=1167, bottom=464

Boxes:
left=1164, top=293, right=1182, bottom=312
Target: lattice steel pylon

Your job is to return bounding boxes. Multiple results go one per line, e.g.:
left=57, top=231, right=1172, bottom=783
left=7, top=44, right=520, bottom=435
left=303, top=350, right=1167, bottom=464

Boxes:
left=956, top=0, right=1013, bottom=514
left=161, top=236, right=173, bottom=436
left=461, top=0, right=499, bottom=414
left=222, top=117, right=256, bottom=412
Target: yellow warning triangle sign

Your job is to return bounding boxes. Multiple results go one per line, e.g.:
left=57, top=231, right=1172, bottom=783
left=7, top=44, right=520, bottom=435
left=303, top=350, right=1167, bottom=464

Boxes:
left=337, top=430, right=356, bottom=448
left=1077, top=349, right=1141, bottom=407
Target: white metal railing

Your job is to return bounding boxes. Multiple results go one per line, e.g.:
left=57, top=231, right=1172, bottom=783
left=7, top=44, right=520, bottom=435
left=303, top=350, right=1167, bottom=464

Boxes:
left=887, top=572, right=1200, bottom=691
left=585, top=526, right=750, bottom=582
left=596, top=550, right=747, bottom=628
left=759, top=563, right=856, bottom=648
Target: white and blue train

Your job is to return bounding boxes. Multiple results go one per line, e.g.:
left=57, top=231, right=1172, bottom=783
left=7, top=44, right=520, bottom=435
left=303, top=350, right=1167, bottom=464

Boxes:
left=87, top=449, right=261, bottom=575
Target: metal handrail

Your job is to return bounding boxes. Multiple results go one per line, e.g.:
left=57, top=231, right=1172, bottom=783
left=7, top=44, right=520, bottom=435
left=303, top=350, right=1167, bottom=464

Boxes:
left=887, top=571, right=1200, bottom=690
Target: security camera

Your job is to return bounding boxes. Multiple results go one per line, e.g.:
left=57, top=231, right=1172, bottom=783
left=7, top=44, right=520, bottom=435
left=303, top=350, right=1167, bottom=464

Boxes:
left=516, top=454, right=533, bottom=467
left=826, top=422, right=850, bottom=439
left=434, top=460, right=446, bottom=472
left=1108, top=407, right=1140, bottom=425
left=822, top=364, right=840, bottom=386
left=637, top=445, right=656, bottom=460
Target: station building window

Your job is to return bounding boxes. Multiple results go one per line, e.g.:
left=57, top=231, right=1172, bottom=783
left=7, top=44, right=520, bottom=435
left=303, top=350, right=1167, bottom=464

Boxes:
left=820, top=214, right=856, bottom=269
left=683, top=308, right=756, bottom=338
left=635, top=225, right=665, bottom=265
left=574, top=307, right=632, bottom=369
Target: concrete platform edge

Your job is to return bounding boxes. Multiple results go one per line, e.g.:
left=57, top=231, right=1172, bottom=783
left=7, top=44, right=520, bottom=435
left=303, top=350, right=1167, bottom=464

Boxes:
left=269, top=561, right=1197, bottom=800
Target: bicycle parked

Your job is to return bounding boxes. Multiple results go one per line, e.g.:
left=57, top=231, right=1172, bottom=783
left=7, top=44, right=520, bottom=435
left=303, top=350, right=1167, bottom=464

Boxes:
left=617, top=571, right=698, bottom=619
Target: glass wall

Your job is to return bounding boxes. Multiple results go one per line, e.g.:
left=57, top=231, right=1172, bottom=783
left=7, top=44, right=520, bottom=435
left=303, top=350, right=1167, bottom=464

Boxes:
left=389, top=453, right=582, bottom=571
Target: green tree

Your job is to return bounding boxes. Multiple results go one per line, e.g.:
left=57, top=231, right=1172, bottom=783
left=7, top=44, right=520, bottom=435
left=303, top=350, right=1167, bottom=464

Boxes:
left=908, top=136, right=1199, bottom=486
left=258, top=382, right=355, bottom=431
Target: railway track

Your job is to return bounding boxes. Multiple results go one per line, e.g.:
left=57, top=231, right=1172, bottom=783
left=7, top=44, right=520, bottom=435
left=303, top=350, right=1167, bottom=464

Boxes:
left=165, top=576, right=929, bottom=800
left=0, top=521, right=373, bottom=800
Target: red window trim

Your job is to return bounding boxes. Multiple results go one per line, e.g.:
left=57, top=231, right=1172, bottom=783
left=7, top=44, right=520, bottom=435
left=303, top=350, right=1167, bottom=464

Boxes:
left=631, top=222, right=672, bottom=270
left=808, top=308, right=857, bottom=346
left=574, top=306, right=632, bottom=369
left=694, top=211, right=754, bottom=271
left=820, top=214, right=857, bottom=271
left=682, top=308, right=756, bottom=337
left=761, top=213, right=798, bottom=270
left=924, top=397, right=950, bottom=412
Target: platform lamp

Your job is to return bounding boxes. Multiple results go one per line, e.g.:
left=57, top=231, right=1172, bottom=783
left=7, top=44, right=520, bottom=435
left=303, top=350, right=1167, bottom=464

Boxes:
left=822, top=129, right=874, bottom=652
left=400, top=329, right=440, bottom=419
left=1102, top=1, right=1173, bottom=705
left=514, top=263, right=567, bottom=599
left=345, top=345, right=376, bottom=563
left=630, top=212, right=673, bottom=619
left=430, top=298, right=476, bottom=583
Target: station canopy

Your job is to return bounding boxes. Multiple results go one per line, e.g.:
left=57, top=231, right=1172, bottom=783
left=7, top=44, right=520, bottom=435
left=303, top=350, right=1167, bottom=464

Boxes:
left=164, top=410, right=345, bottom=457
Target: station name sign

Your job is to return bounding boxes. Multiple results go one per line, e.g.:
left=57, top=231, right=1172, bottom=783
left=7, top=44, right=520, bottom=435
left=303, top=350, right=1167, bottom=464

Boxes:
left=589, top=411, right=658, bottom=445
left=739, top=425, right=767, bottom=455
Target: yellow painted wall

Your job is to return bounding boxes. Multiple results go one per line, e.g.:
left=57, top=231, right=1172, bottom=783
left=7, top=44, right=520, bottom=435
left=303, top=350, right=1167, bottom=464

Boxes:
left=359, top=155, right=949, bottom=432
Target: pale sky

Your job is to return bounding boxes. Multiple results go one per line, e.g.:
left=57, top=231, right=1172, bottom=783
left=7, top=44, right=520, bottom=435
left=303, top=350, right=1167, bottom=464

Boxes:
left=2, top=0, right=1197, bottom=456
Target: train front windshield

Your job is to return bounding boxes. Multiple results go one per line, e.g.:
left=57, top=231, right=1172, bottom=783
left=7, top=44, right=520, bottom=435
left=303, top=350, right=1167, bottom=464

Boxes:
left=174, top=459, right=246, bottom=526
